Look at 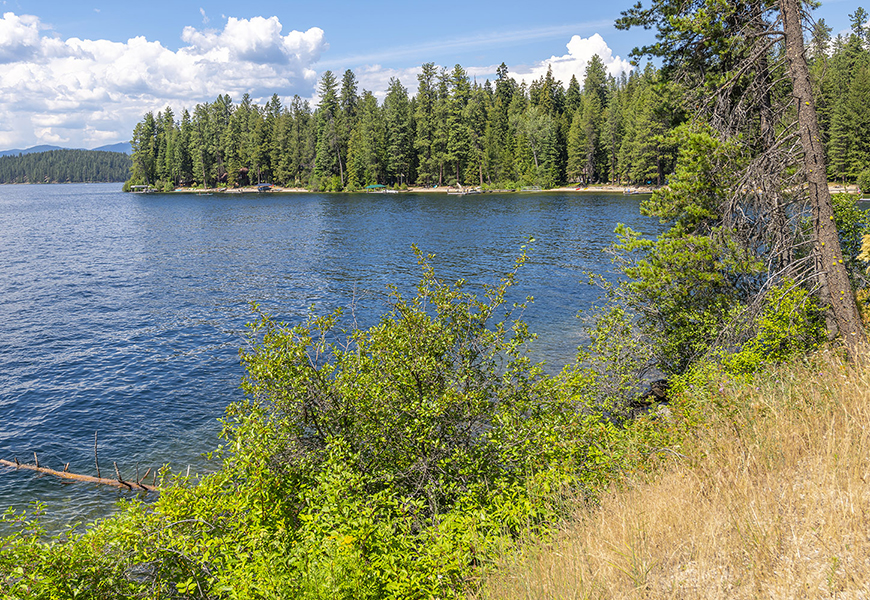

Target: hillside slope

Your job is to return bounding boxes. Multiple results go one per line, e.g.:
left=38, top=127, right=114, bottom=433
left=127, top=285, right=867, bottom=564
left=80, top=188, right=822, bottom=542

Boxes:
left=479, top=351, right=870, bottom=598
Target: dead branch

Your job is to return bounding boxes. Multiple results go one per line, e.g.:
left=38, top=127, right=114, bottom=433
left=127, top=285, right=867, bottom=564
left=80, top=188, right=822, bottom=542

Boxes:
left=0, top=457, right=158, bottom=493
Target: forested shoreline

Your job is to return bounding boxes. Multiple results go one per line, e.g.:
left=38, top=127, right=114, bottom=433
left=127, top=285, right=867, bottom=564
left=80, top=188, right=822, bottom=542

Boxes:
left=128, top=18, right=870, bottom=193
left=0, top=150, right=131, bottom=184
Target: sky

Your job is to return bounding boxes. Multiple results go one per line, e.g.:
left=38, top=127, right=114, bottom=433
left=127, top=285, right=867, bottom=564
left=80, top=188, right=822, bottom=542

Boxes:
left=0, top=0, right=859, bottom=150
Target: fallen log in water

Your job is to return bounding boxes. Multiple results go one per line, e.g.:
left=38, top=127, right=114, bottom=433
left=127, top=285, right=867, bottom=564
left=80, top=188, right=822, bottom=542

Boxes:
left=0, top=457, right=158, bottom=493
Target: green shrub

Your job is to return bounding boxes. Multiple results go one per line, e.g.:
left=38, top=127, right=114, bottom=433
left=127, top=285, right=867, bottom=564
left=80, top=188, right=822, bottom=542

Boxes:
left=726, top=280, right=825, bottom=374
left=832, top=192, right=870, bottom=282
left=235, top=245, right=568, bottom=520
left=0, top=248, right=692, bottom=599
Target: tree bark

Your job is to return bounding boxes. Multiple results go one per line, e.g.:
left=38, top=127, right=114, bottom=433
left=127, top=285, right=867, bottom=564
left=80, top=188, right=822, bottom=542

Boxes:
left=780, top=0, right=866, bottom=359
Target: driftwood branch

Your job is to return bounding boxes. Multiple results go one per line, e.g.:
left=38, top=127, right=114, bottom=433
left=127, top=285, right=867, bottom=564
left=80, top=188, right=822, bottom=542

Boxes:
left=0, top=457, right=158, bottom=493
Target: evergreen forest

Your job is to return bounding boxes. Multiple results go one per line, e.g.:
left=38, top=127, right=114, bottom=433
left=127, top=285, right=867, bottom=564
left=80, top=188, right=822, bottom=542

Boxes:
left=0, top=150, right=131, bottom=184
left=6, top=4, right=870, bottom=600
left=128, top=15, right=870, bottom=192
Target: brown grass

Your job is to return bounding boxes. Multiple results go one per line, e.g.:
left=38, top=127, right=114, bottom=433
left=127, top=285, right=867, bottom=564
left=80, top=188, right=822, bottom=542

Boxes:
left=478, top=351, right=870, bottom=599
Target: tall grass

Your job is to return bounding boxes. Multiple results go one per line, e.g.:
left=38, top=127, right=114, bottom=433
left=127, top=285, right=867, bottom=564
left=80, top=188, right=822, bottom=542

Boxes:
left=478, top=350, right=870, bottom=599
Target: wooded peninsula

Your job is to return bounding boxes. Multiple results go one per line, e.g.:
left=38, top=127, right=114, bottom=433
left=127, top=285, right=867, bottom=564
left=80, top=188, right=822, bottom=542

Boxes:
left=127, top=15, right=870, bottom=194
left=5, top=3, right=870, bottom=599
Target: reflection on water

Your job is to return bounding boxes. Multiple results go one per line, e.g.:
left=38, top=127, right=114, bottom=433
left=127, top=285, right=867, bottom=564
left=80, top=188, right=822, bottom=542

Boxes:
left=0, top=184, right=658, bottom=530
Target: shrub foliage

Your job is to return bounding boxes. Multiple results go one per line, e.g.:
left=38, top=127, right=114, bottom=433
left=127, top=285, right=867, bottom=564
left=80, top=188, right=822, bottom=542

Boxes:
left=1, top=248, right=654, bottom=599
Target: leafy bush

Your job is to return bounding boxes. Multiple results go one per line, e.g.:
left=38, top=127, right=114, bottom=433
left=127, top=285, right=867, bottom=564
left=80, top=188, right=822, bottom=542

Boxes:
left=3, top=247, right=656, bottom=599
left=832, top=192, right=870, bottom=284
left=324, top=175, right=343, bottom=192
left=726, top=280, right=825, bottom=374
left=234, top=246, right=583, bottom=522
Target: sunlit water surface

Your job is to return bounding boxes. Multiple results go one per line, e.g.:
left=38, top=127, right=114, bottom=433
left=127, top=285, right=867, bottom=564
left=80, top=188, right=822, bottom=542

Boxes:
left=0, top=183, right=658, bottom=530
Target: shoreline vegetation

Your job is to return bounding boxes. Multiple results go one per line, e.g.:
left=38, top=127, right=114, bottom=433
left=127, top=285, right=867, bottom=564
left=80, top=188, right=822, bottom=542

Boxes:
left=166, top=183, right=664, bottom=194
left=123, top=17, right=869, bottom=200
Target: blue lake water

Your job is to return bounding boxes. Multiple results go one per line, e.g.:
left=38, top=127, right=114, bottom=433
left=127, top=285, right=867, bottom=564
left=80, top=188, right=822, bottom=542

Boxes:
left=0, top=183, right=658, bottom=530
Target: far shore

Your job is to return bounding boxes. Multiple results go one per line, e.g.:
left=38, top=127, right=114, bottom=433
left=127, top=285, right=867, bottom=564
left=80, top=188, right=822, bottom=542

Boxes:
left=1, top=181, right=862, bottom=196
left=169, top=183, right=661, bottom=194
left=168, top=182, right=864, bottom=196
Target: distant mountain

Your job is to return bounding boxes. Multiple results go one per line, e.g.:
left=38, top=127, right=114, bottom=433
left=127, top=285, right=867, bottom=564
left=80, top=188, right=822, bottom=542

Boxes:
left=0, top=145, right=64, bottom=157
left=0, top=142, right=132, bottom=157
left=93, top=142, right=132, bottom=154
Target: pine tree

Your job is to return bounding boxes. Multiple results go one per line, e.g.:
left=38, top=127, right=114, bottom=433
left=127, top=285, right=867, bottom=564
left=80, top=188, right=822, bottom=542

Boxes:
left=414, top=63, right=438, bottom=185
left=314, top=71, right=342, bottom=189
left=338, top=70, right=359, bottom=188
left=846, top=62, right=870, bottom=178
left=447, top=65, right=472, bottom=184
left=346, top=91, right=384, bottom=187
left=565, top=74, right=582, bottom=116
left=433, top=69, right=451, bottom=185
left=383, top=78, right=412, bottom=186
left=566, top=110, right=584, bottom=182
left=465, top=84, right=490, bottom=186
left=602, top=82, right=624, bottom=183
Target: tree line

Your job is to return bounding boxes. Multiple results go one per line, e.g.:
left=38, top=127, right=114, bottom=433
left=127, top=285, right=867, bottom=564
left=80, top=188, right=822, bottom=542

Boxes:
left=128, top=59, right=687, bottom=191
left=128, top=18, right=870, bottom=194
left=0, top=150, right=131, bottom=184
left=816, top=8, right=870, bottom=185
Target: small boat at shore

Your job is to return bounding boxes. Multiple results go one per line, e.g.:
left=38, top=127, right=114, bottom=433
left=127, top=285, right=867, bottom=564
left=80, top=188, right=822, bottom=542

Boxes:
left=447, top=185, right=482, bottom=196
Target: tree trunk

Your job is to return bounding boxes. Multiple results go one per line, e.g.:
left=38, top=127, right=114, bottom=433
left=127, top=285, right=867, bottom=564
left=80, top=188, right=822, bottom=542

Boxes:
left=780, top=0, right=866, bottom=359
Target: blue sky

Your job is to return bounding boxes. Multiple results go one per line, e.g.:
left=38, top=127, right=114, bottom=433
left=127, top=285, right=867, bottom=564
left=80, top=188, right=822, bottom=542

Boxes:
left=0, top=0, right=859, bottom=150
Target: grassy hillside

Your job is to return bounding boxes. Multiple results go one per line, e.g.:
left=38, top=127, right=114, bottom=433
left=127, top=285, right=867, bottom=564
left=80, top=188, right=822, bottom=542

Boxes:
left=478, top=350, right=870, bottom=598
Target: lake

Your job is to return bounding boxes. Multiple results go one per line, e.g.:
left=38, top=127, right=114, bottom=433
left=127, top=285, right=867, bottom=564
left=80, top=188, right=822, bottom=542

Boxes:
left=0, top=183, right=658, bottom=530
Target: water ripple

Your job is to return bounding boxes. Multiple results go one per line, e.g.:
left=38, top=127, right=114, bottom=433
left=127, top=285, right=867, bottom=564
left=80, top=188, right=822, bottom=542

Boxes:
left=0, top=184, right=658, bottom=531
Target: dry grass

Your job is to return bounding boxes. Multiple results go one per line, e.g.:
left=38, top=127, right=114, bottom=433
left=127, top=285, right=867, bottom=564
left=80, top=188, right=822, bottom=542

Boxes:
left=478, top=351, right=870, bottom=599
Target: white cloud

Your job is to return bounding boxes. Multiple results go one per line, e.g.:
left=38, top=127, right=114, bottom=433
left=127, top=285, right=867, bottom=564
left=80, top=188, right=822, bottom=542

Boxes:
left=0, top=12, right=40, bottom=63
left=512, top=33, right=632, bottom=87
left=0, top=12, right=326, bottom=149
